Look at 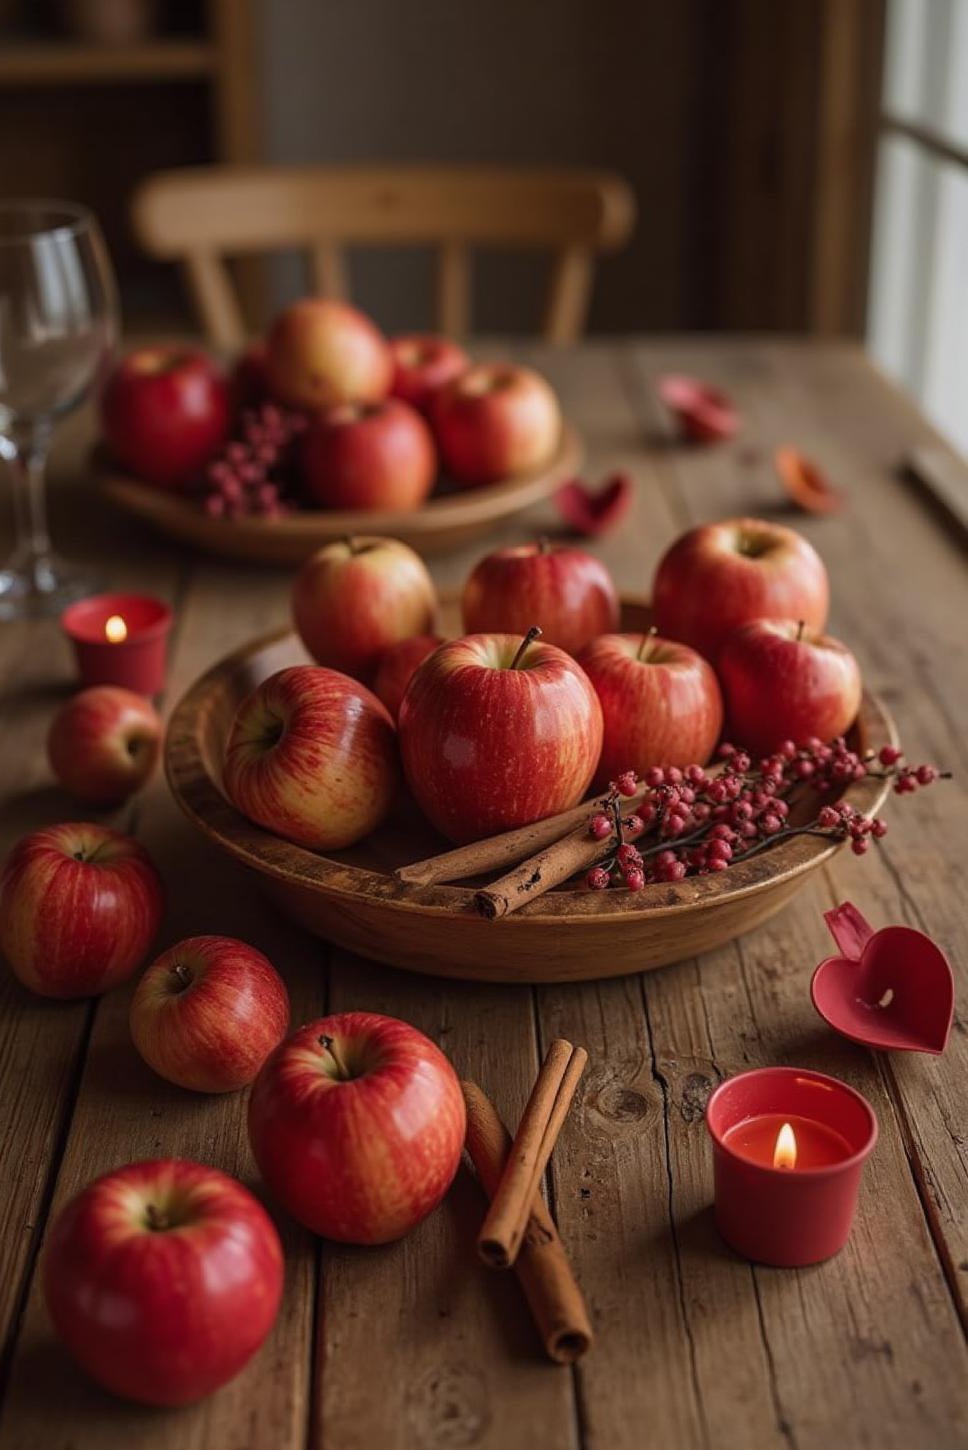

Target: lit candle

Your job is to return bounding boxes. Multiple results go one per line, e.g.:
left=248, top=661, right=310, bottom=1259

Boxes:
left=61, top=594, right=173, bottom=695
left=104, top=614, right=128, bottom=644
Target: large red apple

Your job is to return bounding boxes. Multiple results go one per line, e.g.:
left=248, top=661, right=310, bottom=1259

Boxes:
left=398, top=629, right=603, bottom=843
left=0, top=823, right=163, bottom=998
left=44, top=1158, right=283, bottom=1406
left=130, top=935, right=290, bottom=1093
left=652, top=517, right=830, bottom=663
left=300, top=397, right=436, bottom=511
left=248, top=1011, right=465, bottom=1243
left=718, top=619, right=863, bottom=756
left=390, top=333, right=469, bottom=413
left=292, top=535, right=437, bottom=682
left=373, top=634, right=443, bottom=721
left=100, top=345, right=230, bottom=490
left=461, top=540, right=619, bottom=655
left=265, top=298, right=392, bottom=411
left=47, top=685, right=162, bottom=806
left=578, top=632, right=724, bottom=787
left=223, top=665, right=398, bottom=850
left=432, top=363, right=561, bottom=486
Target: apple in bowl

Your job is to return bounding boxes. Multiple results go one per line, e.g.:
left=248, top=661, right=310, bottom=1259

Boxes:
left=100, top=345, right=230, bottom=490
left=390, top=333, right=468, bottom=413
left=461, top=540, right=619, bottom=655
left=373, top=634, right=443, bottom=721
left=431, top=363, right=561, bottom=485
left=47, top=685, right=162, bottom=806
left=265, top=297, right=392, bottom=410
left=300, top=397, right=436, bottom=511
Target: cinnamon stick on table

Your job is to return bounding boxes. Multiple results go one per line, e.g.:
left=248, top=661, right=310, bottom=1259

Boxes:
left=462, top=1080, right=593, bottom=1363
left=474, top=812, right=646, bottom=920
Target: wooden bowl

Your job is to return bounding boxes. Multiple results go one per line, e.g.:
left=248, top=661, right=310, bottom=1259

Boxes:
left=165, top=598, right=896, bottom=984
left=99, top=423, right=582, bottom=564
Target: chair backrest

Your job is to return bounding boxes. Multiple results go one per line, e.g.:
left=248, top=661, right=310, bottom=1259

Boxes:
left=132, top=163, right=636, bottom=349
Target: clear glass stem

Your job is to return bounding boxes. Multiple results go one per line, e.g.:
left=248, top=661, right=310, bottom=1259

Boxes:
left=2, top=421, right=53, bottom=584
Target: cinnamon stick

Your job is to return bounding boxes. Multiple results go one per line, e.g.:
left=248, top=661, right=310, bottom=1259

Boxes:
left=462, top=1080, right=593, bottom=1363
left=477, top=1038, right=587, bottom=1268
left=474, top=812, right=645, bottom=919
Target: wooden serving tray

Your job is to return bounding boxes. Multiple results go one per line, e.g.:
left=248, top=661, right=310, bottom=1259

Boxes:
left=165, top=597, right=896, bottom=983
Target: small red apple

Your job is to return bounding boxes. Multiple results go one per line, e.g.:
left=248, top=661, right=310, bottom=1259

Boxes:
left=47, top=685, right=162, bottom=806
left=390, top=333, right=469, bottom=413
left=652, top=516, right=830, bottom=663
left=223, top=665, right=398, bottom=851
left=718, top=619, right=863, bottom=756
left=248, top=1011, right=465, bottom=1243
left=100, top=345, right=230, bottom=490
left=461, top=540, right=619, bottom=655
left=398, top=629, right=603, bottom=843
left=300, top=397, right=436, bottom=511
left=265, top=298, right=392, bottom=411
left=577, top=632, right=724, bottom=787
left=130, top=936, right=290, bottom=1093
left=431, top=363, right=561, bottom=486
left=292, top=535, right=437, bottom=682
left=44, top=1158, right=283, bottom=1406
left=373, top=634, right=443, bottom=721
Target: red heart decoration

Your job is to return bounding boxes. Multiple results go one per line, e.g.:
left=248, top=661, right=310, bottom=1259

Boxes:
left=775, top=446, right=845, bottom=515
left=657, top=375, right=739, bottom=444
left=553, top=472, right=632, bottom=537
left=811, top=901, right=954, bottom=1055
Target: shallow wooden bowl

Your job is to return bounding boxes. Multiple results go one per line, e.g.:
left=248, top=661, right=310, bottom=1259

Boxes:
left=100, top=423, right=581, bottom=564
left=165, top=598, right=896, bottom=984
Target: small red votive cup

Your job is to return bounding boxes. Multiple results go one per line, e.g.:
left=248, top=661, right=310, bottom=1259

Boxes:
left=705, top=1067, right=878, bottom=1267
left=61, top=593, right=173, bottom=696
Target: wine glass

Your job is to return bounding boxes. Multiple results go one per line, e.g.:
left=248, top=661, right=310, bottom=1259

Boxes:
left=0, top=200, right=118, bottom=620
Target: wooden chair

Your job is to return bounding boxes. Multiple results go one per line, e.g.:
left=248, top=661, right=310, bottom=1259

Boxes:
left=131, top=163, right=636, bottom=349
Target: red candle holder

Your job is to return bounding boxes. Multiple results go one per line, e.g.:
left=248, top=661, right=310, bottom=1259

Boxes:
left=61, top=593, right=172, bottom=696
left=705, top=1067, right=878, bottom=1267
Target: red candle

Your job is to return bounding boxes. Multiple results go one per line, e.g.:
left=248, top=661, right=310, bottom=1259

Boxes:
left=705, top=1068, right=878, bottom=1267
left=61, top=593, right=172, bottom=696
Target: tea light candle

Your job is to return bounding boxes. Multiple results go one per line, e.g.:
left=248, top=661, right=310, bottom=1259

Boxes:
left=705, top=1067, right=878, bottom=1267
left=61, top=593, right=173, bottom=696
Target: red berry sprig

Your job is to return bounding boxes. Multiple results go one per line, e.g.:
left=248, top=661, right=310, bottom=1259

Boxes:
left=201, top=403, right=308, bottom=520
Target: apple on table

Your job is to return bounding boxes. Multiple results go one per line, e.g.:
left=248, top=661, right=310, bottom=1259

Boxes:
left=461, top=539, right=619, bottom=655
left=300, top=397, right=437, bottom=512
left=100, top=344, right=231, bottom=490
left=431, top=363, right=562, bottom=485
left=47, top=685, right=162, bottom=806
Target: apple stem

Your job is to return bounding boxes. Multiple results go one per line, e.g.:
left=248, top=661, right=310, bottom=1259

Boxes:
left=636, top=626, right=658, bottom=663
left=318, top=1034, right=351, bottom=1080
left=170, top=962, right=193, bottom=992
left=342, top=535, right=361, bottom=556
left=796, top=619, right=805, bottom=642
left=144, top=1203, right=168, bottom=1232
left=537, top=535, right=551, bottom=555
left=510, top=626, right=542, bottom=670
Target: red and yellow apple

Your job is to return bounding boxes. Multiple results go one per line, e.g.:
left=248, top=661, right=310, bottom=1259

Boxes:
left=461, top=540, right=619, bottom=655
left=44, top=1158, right=283, bottom=1406
left=248, top=1011, right=465, bottom=1243
left=390, top=333, right=468, bottom=413
left=47, top=685, right=162, bottom=806
left=100, top=345, right=230, bottom=490
left=300, top=397, right=436, bottom=511
left=652, top=517, right=829, bottom=663
left=265, top=298, right=392, bottom=411
left=223, top=665, right=398, bottom=850
left=0, top=823, right=163, bottom=998
left=431, top=363, right=561, bottom=485
left=130, top=935, right=290, bottom=1093
left=373, top=634, right=443, bottom=721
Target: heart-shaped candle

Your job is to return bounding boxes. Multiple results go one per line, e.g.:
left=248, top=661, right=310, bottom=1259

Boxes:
left=554, top=472, right=632, bottom=537
left=657, top=375, right=739, bottom=444
left=811, top=901, right=954, bottom=1055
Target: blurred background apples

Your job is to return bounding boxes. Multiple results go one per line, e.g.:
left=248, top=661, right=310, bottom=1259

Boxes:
left=390, top=333, right=468, bottom=414
left=432, top=363, right=561, bottom=485
left=101, top=345, right=230, bottom=490
left=300, top=397, right=436, bottom=510
left=265, top=297, right=392, bottom=410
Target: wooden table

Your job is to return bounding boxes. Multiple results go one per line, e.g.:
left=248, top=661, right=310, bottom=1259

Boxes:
left=0, top=338, right=966, bottom=1450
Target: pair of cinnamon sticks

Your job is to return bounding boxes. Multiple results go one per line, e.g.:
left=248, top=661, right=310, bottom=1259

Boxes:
left=462, top=1038, right=592, bottom=1363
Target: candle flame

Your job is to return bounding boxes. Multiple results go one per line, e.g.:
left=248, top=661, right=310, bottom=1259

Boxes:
left=105, top=614, right=127, bottom=644
left=773, top=1121, right=797, bottom=1170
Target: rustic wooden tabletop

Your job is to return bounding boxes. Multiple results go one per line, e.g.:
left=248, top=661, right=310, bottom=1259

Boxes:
left=0, top=337, right=966, bottom=1450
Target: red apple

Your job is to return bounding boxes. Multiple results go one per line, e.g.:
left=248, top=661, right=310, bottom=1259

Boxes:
left=390, top=333, right=469, bottom=413
left=292, top=535, right=437, bottom=682
left=248, top=1011, right=465, bottom=1243
left=718, top=619, right=863, bottom=756
left=47, top=685, right=162, bottom=806
left=300, top=397, right=436, bottom=511
left=577, top=632, right=724, bottom=787
left=223, top=665, right=398, bottom=850
left=130, top=935, right=290, bottom=1093
left=230, top=338, right=270, bottom=411
left=431, top=363, right=561, bottom=486
left=398, top=629, right=603, bottom=843
left=652, top=517, right=830, bottom=663
left=0, top=823, right=163, bottom=998
left=373, top=634, right=443, bottom=721
left=100, top=345, right=230, bottom=490
left=44, top=1158, right=282, bottom=1406
left=265, top=298, right=392, bottom=411
left=461, top=540, right=619, bottom=655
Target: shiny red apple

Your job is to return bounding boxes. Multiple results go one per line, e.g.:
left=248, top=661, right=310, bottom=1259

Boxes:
left=577, top=632, right=724, bottom=787
left=248, top=1011, right=465, bottom=1243
left=223, top=665, right=398, bottom=850
left=292, top=535, right=437, bottom=682
left=265, top=297, right=392, bottom=411
left=373, top=634, right=443, bottom=721
left=390, top=333, right=469, bottom=413
left=100, top=345, right=230, bottom=490
left=718, top=619, right=863, bottom=756
left=130, top=935, right=290, bottom=1093
left=653, top=516, right=830, bottom=663
left=44, top=1158, right=283, bottom=1406
left=47, top=685, right=162, bottom=806
left=0, top=823, right=163, bottom=998
left=461, top=540, right=619, bottom=655
left=300, top=397, right=436, bottom=511
left=431, top=363, right=561, bottom=486
left=398, top=629, right=603, bottom=843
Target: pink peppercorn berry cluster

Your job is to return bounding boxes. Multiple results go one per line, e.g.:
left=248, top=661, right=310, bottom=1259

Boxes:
left=201, top=403, right=307, bottom=520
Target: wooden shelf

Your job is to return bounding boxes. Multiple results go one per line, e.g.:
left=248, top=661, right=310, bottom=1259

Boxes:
left=0, top=39, right=215, bottom=87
